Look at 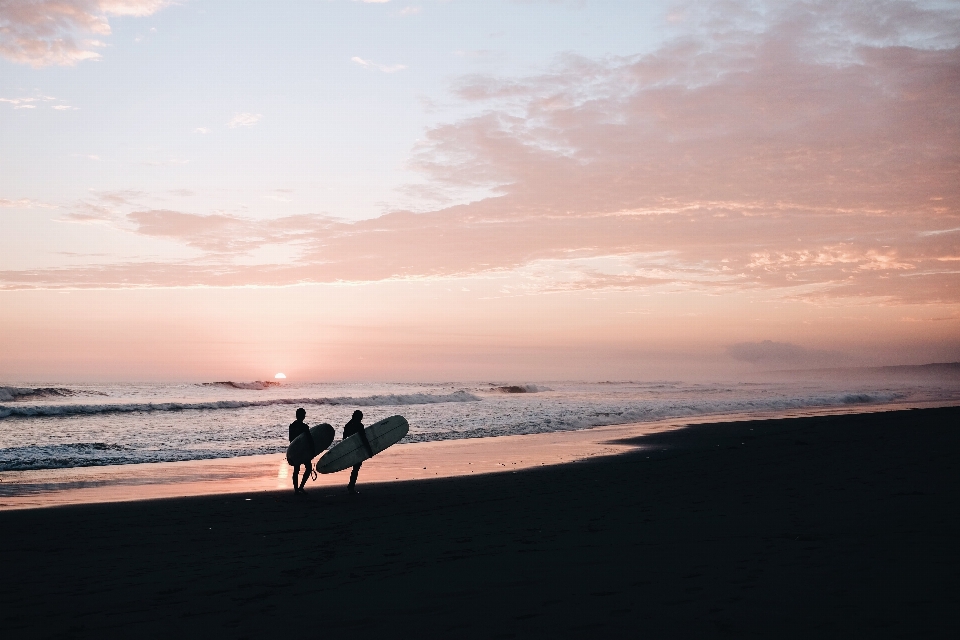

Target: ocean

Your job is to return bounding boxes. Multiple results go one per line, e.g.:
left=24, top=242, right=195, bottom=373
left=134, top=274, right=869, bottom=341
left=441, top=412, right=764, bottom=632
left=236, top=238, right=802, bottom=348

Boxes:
left=3, top=371, right=959, bottom=472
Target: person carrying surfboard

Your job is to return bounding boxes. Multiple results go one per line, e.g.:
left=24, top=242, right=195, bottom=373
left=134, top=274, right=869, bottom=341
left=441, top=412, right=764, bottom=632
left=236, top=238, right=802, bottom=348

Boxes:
left=289, top=408, right=313, bottom=494
left=343, top=410, right=374, bottom=493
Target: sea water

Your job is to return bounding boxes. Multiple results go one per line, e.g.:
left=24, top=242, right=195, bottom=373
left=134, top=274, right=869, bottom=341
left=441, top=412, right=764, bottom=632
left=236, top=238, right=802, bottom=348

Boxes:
left=2, top=374, right=959, bottom=472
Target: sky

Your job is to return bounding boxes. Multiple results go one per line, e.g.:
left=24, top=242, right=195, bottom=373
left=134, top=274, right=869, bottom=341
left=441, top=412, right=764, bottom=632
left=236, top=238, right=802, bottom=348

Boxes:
left=1, top=0, right=959, bottom=382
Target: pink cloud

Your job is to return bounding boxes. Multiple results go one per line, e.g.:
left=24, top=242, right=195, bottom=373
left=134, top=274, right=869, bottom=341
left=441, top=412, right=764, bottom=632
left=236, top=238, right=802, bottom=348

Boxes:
left=2, top=0, right=958, bottom=305
left=126, top=210, right=334, bottom=254
left=0, top=0, right=169, bottom=67
left=3, top=201, right=955, bottom=304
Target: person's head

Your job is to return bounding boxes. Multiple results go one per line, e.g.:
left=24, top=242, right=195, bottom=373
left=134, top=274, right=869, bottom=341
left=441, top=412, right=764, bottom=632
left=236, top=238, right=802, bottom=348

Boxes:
left=353, top=410, right=363, bottom=420
left=296, top=407, right=306, bottom=420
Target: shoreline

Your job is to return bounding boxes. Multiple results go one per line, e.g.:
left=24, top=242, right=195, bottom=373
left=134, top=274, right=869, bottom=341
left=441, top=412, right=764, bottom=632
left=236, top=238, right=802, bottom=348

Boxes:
left=1, top=405, right=957, bottom=637
left=1, top=399, right=954, bottom=511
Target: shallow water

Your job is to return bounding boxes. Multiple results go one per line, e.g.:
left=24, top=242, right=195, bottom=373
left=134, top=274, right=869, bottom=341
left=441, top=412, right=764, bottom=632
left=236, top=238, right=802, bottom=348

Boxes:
left=2, top=376, right=959, bottom=471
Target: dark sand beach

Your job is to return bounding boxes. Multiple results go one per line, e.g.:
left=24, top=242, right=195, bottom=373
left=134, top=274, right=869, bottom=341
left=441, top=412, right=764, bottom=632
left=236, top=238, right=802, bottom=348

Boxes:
left=2, top=406, right=958, bottom=638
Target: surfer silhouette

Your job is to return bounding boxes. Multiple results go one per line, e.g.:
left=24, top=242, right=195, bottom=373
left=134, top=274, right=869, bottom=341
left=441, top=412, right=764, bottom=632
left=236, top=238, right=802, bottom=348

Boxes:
left=289, top=408, right=313, bottom=494
left=344, top=410, right=374, bottom=493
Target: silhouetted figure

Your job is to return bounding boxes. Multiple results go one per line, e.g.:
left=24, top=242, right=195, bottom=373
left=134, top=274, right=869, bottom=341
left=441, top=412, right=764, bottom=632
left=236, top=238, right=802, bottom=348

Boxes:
left=289, top=407, right=313, bottom=494
left=344, top=410, right=374, bottom=493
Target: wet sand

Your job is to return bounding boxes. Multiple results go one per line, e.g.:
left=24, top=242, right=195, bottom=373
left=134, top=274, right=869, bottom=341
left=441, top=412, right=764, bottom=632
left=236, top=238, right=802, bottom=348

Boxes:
left=1, top=406, right=958, bottom=637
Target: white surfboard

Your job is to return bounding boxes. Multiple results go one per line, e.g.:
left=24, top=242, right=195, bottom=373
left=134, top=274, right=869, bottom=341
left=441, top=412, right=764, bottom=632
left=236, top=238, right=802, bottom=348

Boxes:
left=286, top=423, right=336, bottom=466
left=317, top=415, right=409, bottom=474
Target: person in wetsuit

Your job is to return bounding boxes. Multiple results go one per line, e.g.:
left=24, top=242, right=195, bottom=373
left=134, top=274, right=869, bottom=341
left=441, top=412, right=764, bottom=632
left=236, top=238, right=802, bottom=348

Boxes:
left=289, top=407, right=313, bottom=494
left=344, top=410, right=374, bottom=493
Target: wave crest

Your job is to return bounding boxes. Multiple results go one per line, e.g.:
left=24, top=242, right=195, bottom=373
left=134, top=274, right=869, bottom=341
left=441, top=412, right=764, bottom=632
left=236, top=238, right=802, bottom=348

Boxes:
left=487, top=384, right=550, bottom=393
left=0, top=390, right=481, bottom=419
left=201, top=381, right=282, bottom=390
left=0, top=386, right=77, bottom=402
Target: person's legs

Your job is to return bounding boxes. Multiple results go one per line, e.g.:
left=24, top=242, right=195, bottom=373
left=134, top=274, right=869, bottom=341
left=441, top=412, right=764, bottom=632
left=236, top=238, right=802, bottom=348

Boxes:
left=348, top=462, right=362, bottom=491
left=292, top=464, right=301, bottom=492
left=298, top=462, right=310, bottom=492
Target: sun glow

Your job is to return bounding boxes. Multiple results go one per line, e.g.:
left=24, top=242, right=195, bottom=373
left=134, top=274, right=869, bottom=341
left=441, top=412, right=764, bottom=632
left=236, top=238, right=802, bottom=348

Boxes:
left=275, top=373, right=286, bottom=379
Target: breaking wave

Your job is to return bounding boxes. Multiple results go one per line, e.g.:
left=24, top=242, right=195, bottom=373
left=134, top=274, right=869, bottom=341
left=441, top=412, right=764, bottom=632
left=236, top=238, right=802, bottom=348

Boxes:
left=201, top=381, right=282, bottom=390
left=841, top=393, right=875, bottom=404
left=0, top=391, right=481, bottom=419
left=487, top=384, right=551, bottom=393
left=0, top=386, right=78, bottom=402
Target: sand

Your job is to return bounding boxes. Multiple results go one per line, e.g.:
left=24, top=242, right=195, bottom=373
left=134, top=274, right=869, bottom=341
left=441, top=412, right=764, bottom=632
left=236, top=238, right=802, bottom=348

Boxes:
left=1, top=406, right=958, bottom=637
